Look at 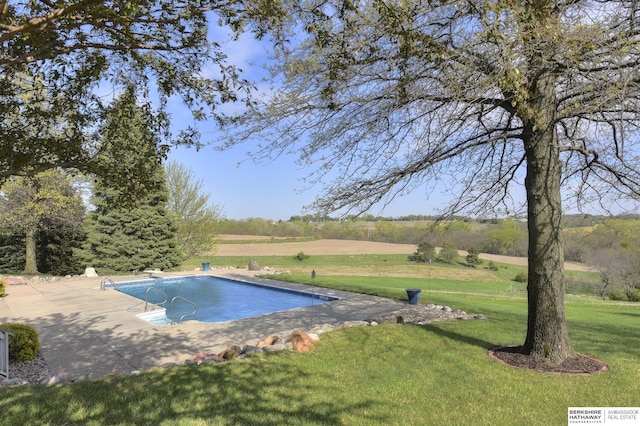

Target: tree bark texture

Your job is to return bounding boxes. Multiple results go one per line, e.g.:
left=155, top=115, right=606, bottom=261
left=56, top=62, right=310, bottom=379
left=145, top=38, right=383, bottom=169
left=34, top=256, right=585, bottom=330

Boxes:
left=522, top=69, right=574, bottom=363
left=24, top=226, right=39, bottom=275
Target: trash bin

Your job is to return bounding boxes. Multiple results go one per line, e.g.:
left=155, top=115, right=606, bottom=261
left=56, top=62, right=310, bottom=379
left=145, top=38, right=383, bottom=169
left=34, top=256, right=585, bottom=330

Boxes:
left=405, top=288, right=422, bottom=305
left=202, top=262, right=210, bottom=271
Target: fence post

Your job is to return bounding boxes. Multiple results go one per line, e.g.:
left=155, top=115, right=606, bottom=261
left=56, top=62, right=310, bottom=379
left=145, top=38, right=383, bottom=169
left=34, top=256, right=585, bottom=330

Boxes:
left=0, top=328, right=9, bottom=379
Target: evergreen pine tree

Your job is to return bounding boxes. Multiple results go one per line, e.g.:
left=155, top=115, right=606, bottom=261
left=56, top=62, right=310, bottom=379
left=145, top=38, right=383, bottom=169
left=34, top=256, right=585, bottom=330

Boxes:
left=0, top=228, right=25, bottom=272
left=81, top=91, right=181, bottom=273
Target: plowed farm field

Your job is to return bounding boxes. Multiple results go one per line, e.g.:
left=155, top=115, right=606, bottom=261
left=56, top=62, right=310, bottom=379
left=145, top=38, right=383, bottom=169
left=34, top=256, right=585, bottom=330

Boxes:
left=216, top=235, right=590, bottom=271
left=217, top=238, right=416, bottom=256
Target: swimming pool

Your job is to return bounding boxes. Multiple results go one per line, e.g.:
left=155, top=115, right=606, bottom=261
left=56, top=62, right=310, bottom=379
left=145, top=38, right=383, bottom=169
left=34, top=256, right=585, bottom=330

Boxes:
left=112, top=275, right=338, bottom=324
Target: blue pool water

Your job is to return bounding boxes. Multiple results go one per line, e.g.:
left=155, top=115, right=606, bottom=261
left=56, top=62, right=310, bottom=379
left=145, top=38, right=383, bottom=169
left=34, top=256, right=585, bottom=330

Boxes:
left=114, top=275, right=337, bottom=324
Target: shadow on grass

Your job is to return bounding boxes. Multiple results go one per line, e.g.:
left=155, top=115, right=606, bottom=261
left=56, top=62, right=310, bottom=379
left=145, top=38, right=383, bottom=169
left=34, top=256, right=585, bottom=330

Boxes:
left=1, top=359, right=392, bottom=425
left=616, top=311, right=640, bottom=319
left=0, top=313, right=394, bottom=425
left=417, top=323, right=497, bottom=350
left=568, top=312, right=640, bottom=360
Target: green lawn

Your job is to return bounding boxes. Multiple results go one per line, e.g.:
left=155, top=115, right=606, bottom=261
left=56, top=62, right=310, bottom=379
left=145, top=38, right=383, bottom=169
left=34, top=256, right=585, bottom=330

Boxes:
left=1, top=256, right=638, bottom=425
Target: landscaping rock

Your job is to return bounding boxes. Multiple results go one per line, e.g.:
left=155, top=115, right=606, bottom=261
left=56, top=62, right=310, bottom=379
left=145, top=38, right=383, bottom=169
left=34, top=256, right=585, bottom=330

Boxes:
left=84, top=267, right=98, bottom=278
left=190, top=352, right=225, bottom=364
left=45, top=372, right=73, bottom=385
left=337, top=320, right=370, bottom=328
left=2, top=276, right=28, bottom=285
left=368, top=304, right=483, bottom=324
left=220, top=345, right=243, bottom=360
left=262, top=343, right=288, bottom=352
left=257, top=335, right=284, bottom=348
left=248, top=259, right=260, bottom=271
left=242, top=345, right=262, bottom=356
left=308, top=324, right=337, bottom=334
left=286, top=330, right=316, bottom=353
left=375, top=316, right=405, bottom=324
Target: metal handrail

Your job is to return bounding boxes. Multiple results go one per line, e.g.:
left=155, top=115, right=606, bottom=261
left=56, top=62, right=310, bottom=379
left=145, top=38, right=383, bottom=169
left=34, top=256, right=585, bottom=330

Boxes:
left=145, top=287, right=168, bottom=312
left=171, top=296, right=197, bottom=325
left=101, top=277, right=117, bottom=291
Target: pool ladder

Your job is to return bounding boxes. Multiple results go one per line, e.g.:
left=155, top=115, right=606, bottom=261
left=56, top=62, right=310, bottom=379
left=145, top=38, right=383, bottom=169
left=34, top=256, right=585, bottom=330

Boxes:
left=100, top=277, right=118, bottom=291
left=170, top=296, right=197, bottom=325
left=144, top=287, right=168, bottom=312
left=143, top=288, right=197, bottom=325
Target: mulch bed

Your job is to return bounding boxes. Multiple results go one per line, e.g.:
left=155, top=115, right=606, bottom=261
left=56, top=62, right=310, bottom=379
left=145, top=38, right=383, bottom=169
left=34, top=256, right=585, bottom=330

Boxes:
left=489, top=346, right=608, bottom=375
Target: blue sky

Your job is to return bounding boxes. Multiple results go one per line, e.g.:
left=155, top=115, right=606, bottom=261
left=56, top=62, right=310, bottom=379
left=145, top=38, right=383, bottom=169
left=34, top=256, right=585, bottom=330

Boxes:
left=167, top=143, right=442, bottom=220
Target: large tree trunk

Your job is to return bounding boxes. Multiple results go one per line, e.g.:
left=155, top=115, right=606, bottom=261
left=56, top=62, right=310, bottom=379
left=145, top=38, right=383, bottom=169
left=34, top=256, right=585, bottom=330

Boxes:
left=23, top=226, right=39, bottom=275
left=521, top=68, right=574, bottom=364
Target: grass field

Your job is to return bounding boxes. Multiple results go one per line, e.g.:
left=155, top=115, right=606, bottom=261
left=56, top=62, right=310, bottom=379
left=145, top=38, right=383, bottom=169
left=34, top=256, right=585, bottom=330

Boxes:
left=0, top=239, right=638, bottom=425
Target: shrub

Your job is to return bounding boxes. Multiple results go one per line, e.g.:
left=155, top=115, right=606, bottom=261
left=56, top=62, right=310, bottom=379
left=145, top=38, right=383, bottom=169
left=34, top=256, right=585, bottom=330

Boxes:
left=438, top=241, right=459, bottom=264
left=0, top=323, right=40, bottom=362
left=513, top=272, right=528, bottom=283
left=608, top=288, right=627, bottom=301
left=627, top=288, right=640, bottom=302
left=294, top=252, right=310, bottom=261
left=0, top=278, right=5, bottom=297
left=465, top=248, right=482, bottom=265
left=487, top=261, right=499, bottom=271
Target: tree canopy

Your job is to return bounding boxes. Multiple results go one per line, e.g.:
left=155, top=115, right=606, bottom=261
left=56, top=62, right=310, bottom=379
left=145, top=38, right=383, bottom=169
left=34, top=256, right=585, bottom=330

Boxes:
left=222, top=1, right=640, bottom=363
left=0, top=169, right=84, bottom=274
left=226, top=1, right=640, bottom=216
left=0, top=0, right=277, bottom=197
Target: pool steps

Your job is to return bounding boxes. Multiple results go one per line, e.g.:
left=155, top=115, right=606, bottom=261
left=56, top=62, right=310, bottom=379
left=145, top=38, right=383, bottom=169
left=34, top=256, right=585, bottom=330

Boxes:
left=102, top=277, right=198, bottom=325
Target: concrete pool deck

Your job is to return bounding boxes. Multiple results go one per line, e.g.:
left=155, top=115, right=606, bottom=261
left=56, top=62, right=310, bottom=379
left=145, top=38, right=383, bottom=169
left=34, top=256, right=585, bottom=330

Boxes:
left=0, top=270, right=410, bottom=380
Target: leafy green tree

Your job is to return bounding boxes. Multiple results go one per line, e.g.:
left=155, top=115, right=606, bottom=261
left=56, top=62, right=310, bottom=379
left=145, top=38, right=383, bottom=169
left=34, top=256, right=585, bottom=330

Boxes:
left=166, top=162, right=224, bottom=258
left=483, top=220, right=527, bottom=257
left=0, top=169, right=84, bottom=274
left=0, top=0, right=279, bottom=199
left=372, top=221, right=401, bottom=243
left=81, top=93, right=181, bottom=273
left=222, top=1, right=640, bottom=363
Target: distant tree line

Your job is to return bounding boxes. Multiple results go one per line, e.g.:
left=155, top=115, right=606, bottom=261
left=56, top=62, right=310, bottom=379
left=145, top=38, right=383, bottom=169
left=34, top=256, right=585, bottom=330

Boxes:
left=220, top=216, right=538, bottom=256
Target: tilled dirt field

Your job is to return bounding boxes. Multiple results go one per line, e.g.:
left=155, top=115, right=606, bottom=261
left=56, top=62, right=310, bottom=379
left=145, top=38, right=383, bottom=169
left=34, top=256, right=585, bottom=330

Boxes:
left=216, top=239, right=417, bottom=256
left=216, top=236, right=592, bottom=272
